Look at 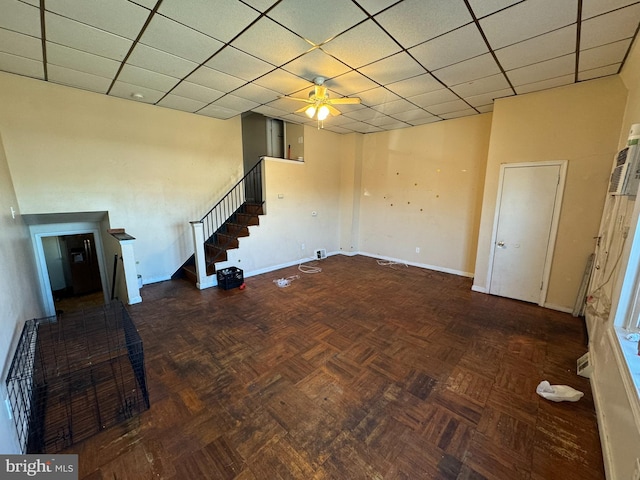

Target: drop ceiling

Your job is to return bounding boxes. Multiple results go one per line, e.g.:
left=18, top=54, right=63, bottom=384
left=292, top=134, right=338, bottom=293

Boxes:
left=1, top=0, right=639, bottom=134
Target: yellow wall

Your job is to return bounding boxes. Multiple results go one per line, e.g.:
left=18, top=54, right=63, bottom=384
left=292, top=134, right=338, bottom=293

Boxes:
left=358, top=114, right=492, bottom=275
left=0, top=131, right=44, bottom=453
left=0, top=72, right=243, bottom=283
left=473, top=77, right=627, bottom=309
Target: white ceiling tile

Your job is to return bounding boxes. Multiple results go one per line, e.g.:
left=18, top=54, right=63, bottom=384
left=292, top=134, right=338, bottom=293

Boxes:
left=462, top=87, right=513, bottom=107
left=407, top=88, right=459, bottom=108
left=582, top=0, right=638, bottom=20
left=158, top=0, right=260, bottom=43
left=357, top=0, right=399, bottom=15
left=185, top=66, right=245, bottom=92
left=231, top=17, right=312, bottom=66
left=357, top=87, right=400, bottom=106
left=578, top=64, right=621, bottom=80
left=451, top=73, right=511, bottom=97
left=386, top=73, right=443, bottom=97
left=507, top=53, right=575, bottom=86
left=358, top=52, right=425, bottom=85
left=211, top=94, right=260, bottom=112
left=265, top=96, right=313, bottom=113
left=428, top=99, right=470, bottom=115
left=409, top=116, right=441, bottom=126
left=48, top=64, right=111, bottom=93
left=140, top=15, right=224, bottom=64
left=1, top=0, right=41, bottom=36
left=253, top=69, right=311, bottom=95
left=434, top=53, right=501, bottom=85
left=283, top=49, right=351, bottom=80
left=441, top=108, right=478, bottom=119
left=340, top=121, right=383, bottom=133
left=232, top=83, right=280, bottom=104
left=127, top=43, right=199, bottom=78
left=0, top=28, right=42, bottom=60
left=251, top=104, right=290, bottom=118
left=0, top=51, right=44, bottom=78
left=46, top=13, right=133, bottom=61
left=467, top=0, right=522, bottom=19
left=367, top=116, right=410, bottom=129
left=514, top=73, right=574, bottom=94
left=129, top=0, right=156, bottom=8
left=46, top=43, right=120, bottom=78
left=240, top=0, right=280, bottom=13
left=267, top=0, right=367, bottom=45
left=409, top=24, right=489, bottom=71
left=372, top=98, right=419, bottom=115
left=481, top=0, right=578, bottom=49
left=118, top=64, right=178, bottom=91
left=495, top=25, right=576, bottom=71
left=321, top=20, right=401, bottom=69
left=580, top=39, right=631, bottom=71
left=198, top=103, right=241, bottom=120
left=171, top=81, right=225, bottom=103
left=326, top=70, right=379, bottom=96
left=109, top=81, right=165, bottom=103
left=157, top=94, right=207, bottom=112
left=45, top=0, right=149, bottom=39
left=580, top=4, right=640, bottom=49
left=375, top=0, right=473, bottom=48
left=342, top=107, right=384, bottom=121
left=391, top=108, right=436, bottom=123
left=206, top=47, right=274, bottom=82
left=477, top=104, right=494, bottom=113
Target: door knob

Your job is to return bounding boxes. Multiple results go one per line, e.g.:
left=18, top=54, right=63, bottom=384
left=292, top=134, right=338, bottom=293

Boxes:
left=497, top=241, right=505, bottom=247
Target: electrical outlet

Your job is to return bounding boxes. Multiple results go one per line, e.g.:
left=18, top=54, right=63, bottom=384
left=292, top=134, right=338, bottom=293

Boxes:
left=416, top=247, right=420, bottom=253
left=301, top=243, right=305, bottom=250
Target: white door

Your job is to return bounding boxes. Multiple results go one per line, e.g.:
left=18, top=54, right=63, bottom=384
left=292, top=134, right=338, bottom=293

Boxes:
left=489, top=162, right=566, bottom=304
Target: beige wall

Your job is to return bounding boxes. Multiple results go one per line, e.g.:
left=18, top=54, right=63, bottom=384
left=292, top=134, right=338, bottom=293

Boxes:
left=0, top=131, right=44, bottom=453
left=473, top=77, right=627, bottom=309
left=0, top=72, right=243, bottom=284
left=358, top=114, right=492, bottom=275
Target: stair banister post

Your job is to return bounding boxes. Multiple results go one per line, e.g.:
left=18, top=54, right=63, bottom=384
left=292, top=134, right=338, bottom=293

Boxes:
left=190, top=221, right=215, bottom=290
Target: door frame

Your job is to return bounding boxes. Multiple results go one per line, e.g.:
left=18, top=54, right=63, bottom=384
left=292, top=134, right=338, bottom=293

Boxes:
left=486, top=160, right=568, bottom=306
left=30, top=222, right=110, bottom=317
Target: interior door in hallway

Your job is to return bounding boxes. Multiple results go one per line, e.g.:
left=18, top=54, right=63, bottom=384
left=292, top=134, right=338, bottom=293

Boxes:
left=488, top=162, right=566, bottom=304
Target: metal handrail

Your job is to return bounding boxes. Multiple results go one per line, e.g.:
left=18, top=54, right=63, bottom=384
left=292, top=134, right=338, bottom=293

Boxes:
left=200, top=159, right=264, bottom=244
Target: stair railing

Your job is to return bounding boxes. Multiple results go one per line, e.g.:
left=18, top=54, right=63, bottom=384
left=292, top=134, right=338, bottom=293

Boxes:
left=201, top=159, right=264, bottom=243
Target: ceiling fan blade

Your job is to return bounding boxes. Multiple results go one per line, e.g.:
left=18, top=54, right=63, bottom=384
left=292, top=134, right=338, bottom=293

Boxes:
left=329, top=97, right=361, bottom=105
left=326, top=104, right=342, bottom=117
left=295, top=105, right=310, bottom=113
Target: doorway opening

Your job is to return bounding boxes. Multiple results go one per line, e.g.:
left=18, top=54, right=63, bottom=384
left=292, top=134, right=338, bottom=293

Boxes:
left=43, top=233, right=105, bottom=314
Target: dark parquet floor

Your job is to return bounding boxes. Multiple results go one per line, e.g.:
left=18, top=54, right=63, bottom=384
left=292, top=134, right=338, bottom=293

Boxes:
left=70, top=255, right=605, bottom=479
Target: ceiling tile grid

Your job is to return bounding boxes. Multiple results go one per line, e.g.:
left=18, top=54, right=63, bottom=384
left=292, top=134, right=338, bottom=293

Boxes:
left=0, top=0, right=638, bottom=134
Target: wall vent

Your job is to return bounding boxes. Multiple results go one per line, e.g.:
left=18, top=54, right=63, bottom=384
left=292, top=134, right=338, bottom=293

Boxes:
left=315, top=248, right=327, bottom=260
left=577, top=352, right=592, bottom=378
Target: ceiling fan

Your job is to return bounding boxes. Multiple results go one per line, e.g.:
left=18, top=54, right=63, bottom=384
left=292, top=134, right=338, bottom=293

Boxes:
left=286, top=76, right=361, bottom=124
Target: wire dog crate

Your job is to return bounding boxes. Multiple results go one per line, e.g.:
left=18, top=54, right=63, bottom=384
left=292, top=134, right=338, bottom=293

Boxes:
left=5, top=301, right=149, bottom=454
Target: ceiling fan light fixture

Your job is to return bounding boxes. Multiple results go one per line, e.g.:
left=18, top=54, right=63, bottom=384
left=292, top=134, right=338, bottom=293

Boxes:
left=305, top=105, right=317, bottom=118
left=317, top=105, right=330, bottom=121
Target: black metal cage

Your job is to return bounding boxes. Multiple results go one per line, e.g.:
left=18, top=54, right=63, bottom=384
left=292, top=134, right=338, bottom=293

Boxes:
left=5, top=301, right=149, bottom=454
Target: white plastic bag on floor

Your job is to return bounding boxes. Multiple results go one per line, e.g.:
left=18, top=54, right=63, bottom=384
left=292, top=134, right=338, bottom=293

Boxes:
left=536, top=380, right=584, bottom=402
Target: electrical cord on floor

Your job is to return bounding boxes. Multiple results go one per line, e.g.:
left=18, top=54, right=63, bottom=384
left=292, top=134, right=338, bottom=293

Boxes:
left=298, top=261, right=322, bottom=274
left=376, top=259, right=408, bottom=269
left=273, top=275, right=300, bottom=288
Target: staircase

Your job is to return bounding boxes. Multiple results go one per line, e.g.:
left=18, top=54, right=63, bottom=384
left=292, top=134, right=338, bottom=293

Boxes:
left=174, top=160, right=265, bottom=284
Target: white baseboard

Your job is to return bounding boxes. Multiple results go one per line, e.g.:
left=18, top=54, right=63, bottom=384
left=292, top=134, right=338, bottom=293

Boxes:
left=589, top=357, right=615, bottom=480
left=471, top=285, right=487, bottom=293
left=355, top=251, right=474, bottom=278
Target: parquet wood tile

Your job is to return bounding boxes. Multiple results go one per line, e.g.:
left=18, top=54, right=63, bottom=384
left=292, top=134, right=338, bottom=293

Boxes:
left=64, top=255, right=605, bottom=479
